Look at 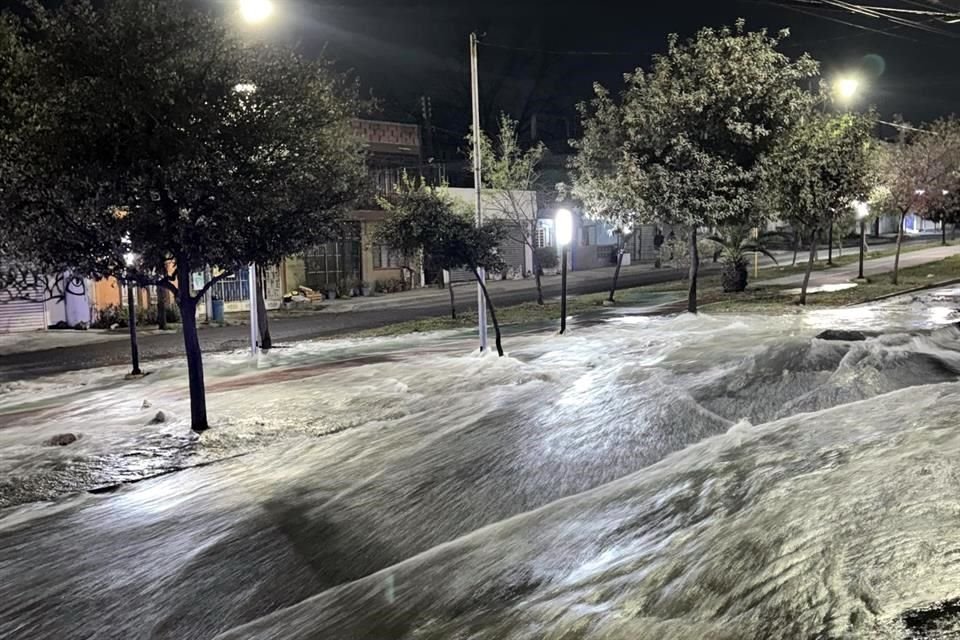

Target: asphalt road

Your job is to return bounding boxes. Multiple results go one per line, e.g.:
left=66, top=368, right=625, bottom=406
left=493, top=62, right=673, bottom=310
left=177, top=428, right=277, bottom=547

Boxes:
left=0, top=234, right=943, bottom=382
left=0, top=264, right=698, bottom=382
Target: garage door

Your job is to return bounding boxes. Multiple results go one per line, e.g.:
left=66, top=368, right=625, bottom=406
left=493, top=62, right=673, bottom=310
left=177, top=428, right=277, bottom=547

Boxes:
left=0, top=266, right=47, bottom=333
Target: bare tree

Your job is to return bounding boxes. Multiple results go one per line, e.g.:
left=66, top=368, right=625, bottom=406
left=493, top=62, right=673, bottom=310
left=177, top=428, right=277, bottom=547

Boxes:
left=469, top=114, right=547, bottom=304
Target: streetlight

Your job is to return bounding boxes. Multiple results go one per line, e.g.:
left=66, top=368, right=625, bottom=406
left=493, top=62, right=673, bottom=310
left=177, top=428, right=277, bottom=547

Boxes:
left=239, top=0, right=274, bottom=24
left=124, top=249, right=143, bottom=377
left=853, top=200, right=869, bottom=281
left=834, top=75, right=861, bottom=106
left=556, top=208, right=573, bottom=335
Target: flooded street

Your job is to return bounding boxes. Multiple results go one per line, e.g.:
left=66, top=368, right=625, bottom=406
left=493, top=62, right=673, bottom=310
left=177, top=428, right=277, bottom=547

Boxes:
left=3, top=289, right=960, bottom=639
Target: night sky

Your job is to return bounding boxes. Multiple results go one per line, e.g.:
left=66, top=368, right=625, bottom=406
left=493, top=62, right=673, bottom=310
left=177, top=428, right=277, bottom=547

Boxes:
left=244, top=1, right=960, bottom=120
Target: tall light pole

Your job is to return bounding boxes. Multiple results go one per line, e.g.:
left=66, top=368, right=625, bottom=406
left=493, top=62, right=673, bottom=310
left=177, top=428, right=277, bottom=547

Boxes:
left=827, top=74, right=864, bottom=267
left=469, top=32, right=488, bottom=352
left=556, top=208, right=573, bottom=335
left=124, top=251, right=142, bottom=377
left=853, top=200, right=869, bottom=281
left=248, top=264, right=258, bottom=356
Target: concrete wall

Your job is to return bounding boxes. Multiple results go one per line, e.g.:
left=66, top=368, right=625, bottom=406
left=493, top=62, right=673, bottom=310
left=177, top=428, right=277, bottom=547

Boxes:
left=361, top=220, right=407, bottom=286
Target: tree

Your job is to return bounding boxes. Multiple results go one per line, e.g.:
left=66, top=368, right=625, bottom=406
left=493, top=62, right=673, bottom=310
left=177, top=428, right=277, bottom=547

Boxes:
left=1, top=0, right=366, bottom=431
left=763, top=111, right=877, bottom=304
left=433, top=220, right=508, bottom=357
left=377, top=178, right=508, bottom=355
left=568, top=85, right=650, bottom=303
left=572, top=22, right=817, bottom=312
left=874, top=119, right=960, bottom=284
left=376, top=175, right=463, bottom=319
left=469, top=114, right=547, bottom=304
left=706, top=225, right=781, bottom=292
left=925, top=187, right=960, bottom=246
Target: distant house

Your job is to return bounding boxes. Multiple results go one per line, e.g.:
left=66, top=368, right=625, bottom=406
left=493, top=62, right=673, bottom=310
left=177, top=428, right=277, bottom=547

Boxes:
left=282, top=118, right=446, bottom=295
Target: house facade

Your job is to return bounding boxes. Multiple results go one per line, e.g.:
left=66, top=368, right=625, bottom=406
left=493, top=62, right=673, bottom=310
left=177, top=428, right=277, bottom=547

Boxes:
left=282, top=118, right=445, bottom=295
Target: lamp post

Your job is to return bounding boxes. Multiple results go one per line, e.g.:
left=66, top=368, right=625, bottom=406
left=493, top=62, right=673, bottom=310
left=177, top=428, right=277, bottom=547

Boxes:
left=124, top=250, right=142, bottom=377
left=556, top=208, right=573, bottom=335
left=853, top=200, right=869, bottom=281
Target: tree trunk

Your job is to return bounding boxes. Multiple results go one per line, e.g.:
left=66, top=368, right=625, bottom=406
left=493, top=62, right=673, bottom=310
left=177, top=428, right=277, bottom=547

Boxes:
left=943, top=222, right=948, bottom=246
left=799, top=228, right=818, bottom=306
left=827, top=225, right=834, bottom=265
left=531, top=228, right=544, bottom=306
left=448, top=280, right=456, bottom=319
left=256, top=266, right=272, bottom=350
left=156, top=282, right=167, bottom=330
left=791, top=230, right=800, bottom=267
left=178, top=293, right=208, bottom=431
left=892, top=212, right=906, bottom=285
left=609, top=248, right=624, bottom=303
left=687, top=227, right=699, bottom=313
left=472, top=268, right=503, bottom=357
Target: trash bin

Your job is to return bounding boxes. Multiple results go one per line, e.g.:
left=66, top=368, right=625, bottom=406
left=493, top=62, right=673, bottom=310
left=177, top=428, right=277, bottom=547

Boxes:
left=211, top=298, right=225, bottom=323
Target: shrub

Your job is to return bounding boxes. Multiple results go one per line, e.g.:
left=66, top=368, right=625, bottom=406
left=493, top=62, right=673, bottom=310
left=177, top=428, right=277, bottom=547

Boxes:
left=534, top=247, right=558, bottom=272
left=91, top=299, right=181, bottom=329
left=374, top=278, right=408, bottom=294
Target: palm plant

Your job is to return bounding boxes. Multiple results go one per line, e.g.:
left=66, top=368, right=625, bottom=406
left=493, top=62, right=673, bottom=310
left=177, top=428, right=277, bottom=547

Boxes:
left=707, top=225, right=780, bottom=292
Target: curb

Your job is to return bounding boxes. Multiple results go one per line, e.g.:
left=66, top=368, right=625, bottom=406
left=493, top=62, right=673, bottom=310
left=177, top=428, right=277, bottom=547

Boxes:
left=845, top=278, right=960, bottom=306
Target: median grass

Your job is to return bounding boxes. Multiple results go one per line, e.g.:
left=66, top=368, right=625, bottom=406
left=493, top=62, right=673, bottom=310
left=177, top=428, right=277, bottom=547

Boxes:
left=354, top=243, right=960, bottom=337
left=355, top=296, right=611, bottom=338
left=702, top=254, right=960, bottom=313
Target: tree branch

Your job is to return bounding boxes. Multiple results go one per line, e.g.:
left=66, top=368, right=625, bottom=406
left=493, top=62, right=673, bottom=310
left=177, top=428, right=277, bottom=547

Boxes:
left=192, top=269, right=233, bottom=303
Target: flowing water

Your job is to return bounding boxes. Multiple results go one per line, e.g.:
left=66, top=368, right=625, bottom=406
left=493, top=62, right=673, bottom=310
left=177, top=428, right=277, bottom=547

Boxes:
left=3, top=288, right=960, bottom=639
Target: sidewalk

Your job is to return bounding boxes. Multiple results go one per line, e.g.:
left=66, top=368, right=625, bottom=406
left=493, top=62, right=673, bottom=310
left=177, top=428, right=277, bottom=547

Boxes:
left=757, top=244, right=960, bottom=287
left=0, top=327, right=178, bottom=357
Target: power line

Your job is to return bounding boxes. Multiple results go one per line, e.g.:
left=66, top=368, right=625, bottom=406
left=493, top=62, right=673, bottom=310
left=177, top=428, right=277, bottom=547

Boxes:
left=814, top=0, right=960, bottom=37
left=762, top=0, right=920, bottom=40
left=478, top=41, right=641, bottom=57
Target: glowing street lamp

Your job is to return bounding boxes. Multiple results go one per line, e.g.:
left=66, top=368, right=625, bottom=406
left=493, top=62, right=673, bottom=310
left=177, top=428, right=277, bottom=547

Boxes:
left=834, top=75, right=861, bottom=106
left=853, top=200, right=869, bottom=281
left=239, top=0, right=275, bottom=24
left=556, top=208, right=573, bottom=335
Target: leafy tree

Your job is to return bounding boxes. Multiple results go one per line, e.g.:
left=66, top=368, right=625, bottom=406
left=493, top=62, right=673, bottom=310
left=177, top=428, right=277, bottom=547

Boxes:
left=567, top=85, right=649, bottom=303
left=469, top=114, right=547, bottom=304
left=925, top=187, right=960, bottom=246
left=763, top=111, right=876, bottom=304
left=873, top=119, right=960, bottom=284
left=1, top=0, right=365, bottom=431
left=376, top=175, right=464, bottom=318
left=572, top=22, right=817, bottom=312
left=377, top=178, right=507, bottom=355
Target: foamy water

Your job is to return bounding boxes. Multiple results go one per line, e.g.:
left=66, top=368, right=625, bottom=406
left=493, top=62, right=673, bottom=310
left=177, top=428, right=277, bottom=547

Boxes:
left=3, top=287, right=960, bottom=639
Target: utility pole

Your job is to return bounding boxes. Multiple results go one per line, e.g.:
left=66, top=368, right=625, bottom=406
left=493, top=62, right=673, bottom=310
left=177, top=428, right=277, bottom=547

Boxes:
left=470, top=32, right=488, bottom=353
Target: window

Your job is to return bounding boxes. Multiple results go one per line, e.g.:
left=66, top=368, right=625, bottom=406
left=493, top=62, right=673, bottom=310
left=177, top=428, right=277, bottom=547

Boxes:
left=581, top=226, right=597, bottom=246
left=535, top=226, right=548, bottom=248
left=597, top=245, right=613, bottom=261
left=373, top=245, right=402, bottom=269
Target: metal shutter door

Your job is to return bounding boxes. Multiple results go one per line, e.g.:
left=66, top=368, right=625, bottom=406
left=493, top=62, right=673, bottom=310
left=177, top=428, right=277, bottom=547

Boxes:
left=0, top=264, right=48, bottom=332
